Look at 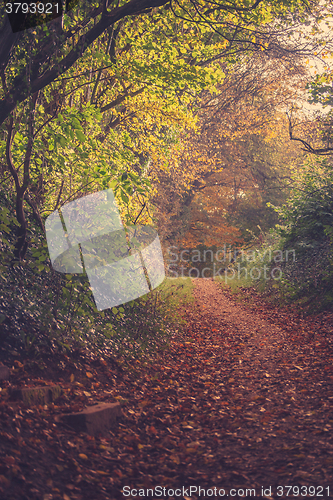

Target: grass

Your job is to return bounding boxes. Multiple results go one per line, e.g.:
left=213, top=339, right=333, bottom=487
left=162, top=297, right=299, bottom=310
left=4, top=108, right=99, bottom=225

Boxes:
left=157, top=277, right=195, bottom=323
left=213, top=268, right=257, bottom=292
left=212, top=237, right=333, bottom=314
left=212, top=254, right=264, bottom=294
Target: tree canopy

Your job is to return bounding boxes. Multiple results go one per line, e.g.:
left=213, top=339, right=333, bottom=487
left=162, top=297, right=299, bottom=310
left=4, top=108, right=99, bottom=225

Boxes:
left=1, top=0, right=333, bottom=308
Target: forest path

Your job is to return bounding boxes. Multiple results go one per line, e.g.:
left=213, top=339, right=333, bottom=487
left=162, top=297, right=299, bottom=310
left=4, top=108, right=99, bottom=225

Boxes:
left=191, top=278, right=288, bottom=376
left=149, top=277, right=333, bottom=493
left=1, top=279, right=333, bottom=500
left=116, top=278, right=333, bottom=496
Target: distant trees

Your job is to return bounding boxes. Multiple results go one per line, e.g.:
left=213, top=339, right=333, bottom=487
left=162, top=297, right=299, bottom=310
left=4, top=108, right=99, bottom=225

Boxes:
left=288, top=72, right=333, bottom=155
left=152, top=53, right=308, bottom=248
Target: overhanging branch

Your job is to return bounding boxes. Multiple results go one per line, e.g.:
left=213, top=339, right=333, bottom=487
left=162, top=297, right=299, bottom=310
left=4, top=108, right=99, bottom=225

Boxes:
left=287, top=110, right=333, bottom=156
left=0, top=0, right=169, bottom=126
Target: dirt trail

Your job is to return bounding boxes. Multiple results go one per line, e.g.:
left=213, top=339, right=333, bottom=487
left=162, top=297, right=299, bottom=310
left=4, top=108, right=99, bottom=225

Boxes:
left=192, top=279, right=288, bottom=371
left=1, top=279, right=333, bottom=500
left=186, top=279, right=333, bottom=491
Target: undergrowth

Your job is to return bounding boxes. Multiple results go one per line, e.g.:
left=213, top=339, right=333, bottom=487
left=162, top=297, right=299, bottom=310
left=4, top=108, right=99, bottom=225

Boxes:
left=0, top=199, right=194, bottom=362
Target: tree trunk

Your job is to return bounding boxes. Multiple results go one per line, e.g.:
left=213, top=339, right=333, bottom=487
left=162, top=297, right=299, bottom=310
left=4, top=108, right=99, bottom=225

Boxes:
left=14, top=188, right=28, bottom=260
left=6, top=93, right=39, bottom=261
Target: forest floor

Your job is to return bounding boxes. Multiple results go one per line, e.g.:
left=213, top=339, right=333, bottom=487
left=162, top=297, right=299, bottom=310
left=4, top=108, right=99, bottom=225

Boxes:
left=0, top=279, right=333, bottom=500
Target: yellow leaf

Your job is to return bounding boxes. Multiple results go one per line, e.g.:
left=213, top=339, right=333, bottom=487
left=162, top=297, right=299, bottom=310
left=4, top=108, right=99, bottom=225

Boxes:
left=138, top=399, right=149, bottom=408
left=170, top=454, right=180, bottom=464
left=96, top=471, right=108, bottom=475
left=79, top=454, right=88, bottom=460
left=114, top=396, right=128, bottom=403
left=86, top=372, right=93, bottom=379
left=70, top=374, right=74, bottom=383
left=99, top=444, right=115, bottom=452
left=63, top=494, right=71, bottom=500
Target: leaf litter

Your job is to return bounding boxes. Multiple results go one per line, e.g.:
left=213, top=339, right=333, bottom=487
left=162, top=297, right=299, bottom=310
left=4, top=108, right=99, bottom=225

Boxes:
left=0, top=278, right=332, bottom=499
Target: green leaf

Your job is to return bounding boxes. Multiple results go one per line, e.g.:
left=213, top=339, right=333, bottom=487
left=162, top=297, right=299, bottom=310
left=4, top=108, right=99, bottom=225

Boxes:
left=0, top=224, right=10, bottom=234
left=72, top=117, right=82, bottom=129
left=120, top=191, right=129, bottom=204
left=128, top=172, right=139, bottom=182
left=59, top=135, right=67, bottom=148
left=75, top=130, right=86, bottom=143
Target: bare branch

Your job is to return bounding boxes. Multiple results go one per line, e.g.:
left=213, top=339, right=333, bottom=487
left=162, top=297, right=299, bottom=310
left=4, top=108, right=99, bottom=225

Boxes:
left=287, top=110, right=333, bottom=156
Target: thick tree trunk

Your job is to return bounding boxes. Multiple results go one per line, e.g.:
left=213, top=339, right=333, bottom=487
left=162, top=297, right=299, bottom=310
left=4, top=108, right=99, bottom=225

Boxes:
left=0, top=15, right=21, bottom=72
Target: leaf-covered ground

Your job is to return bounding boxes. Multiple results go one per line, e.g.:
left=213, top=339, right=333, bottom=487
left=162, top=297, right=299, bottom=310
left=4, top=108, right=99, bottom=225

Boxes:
left=0, top=279, right=333, bottom=500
